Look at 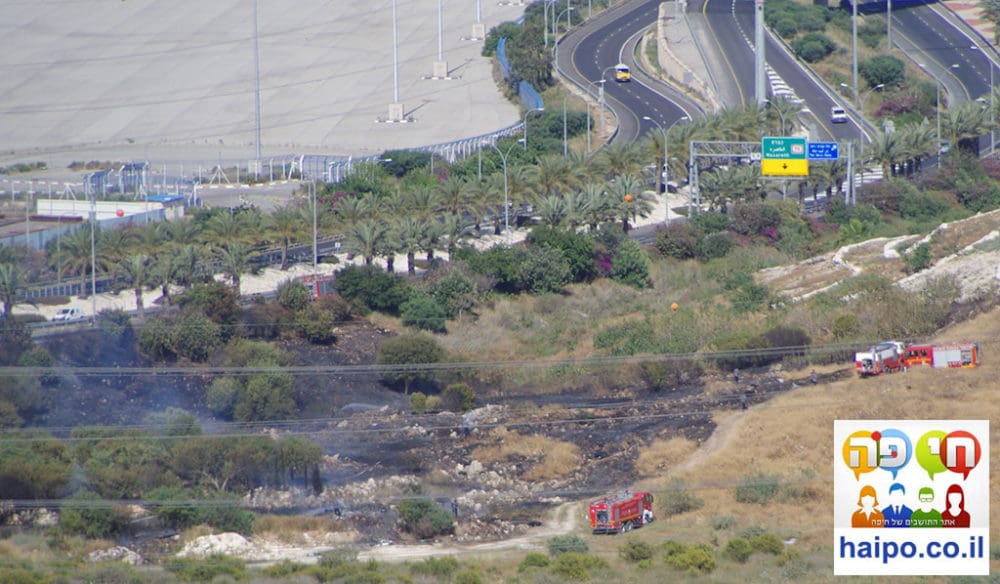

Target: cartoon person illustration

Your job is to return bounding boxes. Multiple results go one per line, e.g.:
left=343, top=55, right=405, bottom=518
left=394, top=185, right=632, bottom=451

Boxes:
left=941, top=484, right=970, bottom=528
left=881, top=483, right=912, bottom=528
left=910, top=487, right=943, bottom=528
left=852, top=485, right=884, bottom=527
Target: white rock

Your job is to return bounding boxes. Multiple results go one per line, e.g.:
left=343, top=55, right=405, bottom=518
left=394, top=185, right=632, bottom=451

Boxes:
left=88, top=546, right=142, bottom=565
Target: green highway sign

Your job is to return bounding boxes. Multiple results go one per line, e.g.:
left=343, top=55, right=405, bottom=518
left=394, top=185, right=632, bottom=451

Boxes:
left=761, top=136, right=807, bottom=160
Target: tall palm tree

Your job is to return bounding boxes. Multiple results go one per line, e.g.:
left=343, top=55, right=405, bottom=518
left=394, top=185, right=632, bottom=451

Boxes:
left=765, top=97, right=801, bottom=135
left=439, top=214, right=474, bottom=259
left=942, top=101, right=988, bottom=151
left=345, top=220, right=387, bottom=265
left=641, top=130, right=666, bottom=195
left=538, top=195, right=569, bottom=228
left=0, top=262, right=25, bottom=320
left=899, top=123, right=936, bottom=174
left=394, top=216, right=426, bottom=274
left=215, top=242, right=254, bottom=295
left=55, top=224, right=107, bottom=297
left=869, top=130, right=907, bottom=177
left=403, top=186, right=441, bottom=221
left=98, top=227, right=137, bottom=266
left=116, top=254, right=151, bottom=318
left=577, top=182, right=612, bottom=230
left=437, top=175, right=470, bottom=216
left=151, top=253, right=179, bottom=306
left=529, top=154, right=575, bottom=199
left=596, top=141, right=643, bottom=177
left=700, top=166, right=760, bottom=212
left=173, top=244, right=205, bottom=288
left=267, top=205, right=303, bottom=270
left=607, top=174, right=650, bottom=231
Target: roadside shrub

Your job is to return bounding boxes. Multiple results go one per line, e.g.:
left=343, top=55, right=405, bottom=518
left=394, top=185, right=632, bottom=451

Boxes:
left=428, top=268, right=478, bottom=318
left=396, top=498, right=454, bottom=538
left=528, top=225, right=597, bottom=282
left=661, top=480, right=705, bottom=516
left=900, top=190, right=948, bottom=221
left=619, top=540, right=655, bottom=561
left=730, top=202, right=780, bottom=237
left=611, top=239, right=651, bottom=288
left=97, top=308, right=132, bottom=342
left=773, top=17, right=797, bottom=38
left=859, top=55, right=905, bottom=88
left=725, top=536, right=753, bottom=563
left=713, top=331, right=771, bottom=370
left=441, top=383, right=476, bottom=412
left=519, top=552, right=550, bottom=571
left=164, top=555, right=246, bottom=582
left=550, top=552, right=608, bottom=580
left=460, top=244, right=527, bottom=294
left=654, top=220, right=700, bottom=259
left=177, top=281, right=240, bottom=328
left=233, top=372, right=297, bottom=422
left=664, top=543, right=716, bottom=573
left=276, top=279, right=310, bottom=312
left=400, top=292, right=449, bottom=333
left=242, top=302, right=291, bottom=339
left=315, top=293, right=352, bottom=322
left=792, top=32, right=835, bottom=63
left=734, top=473, right=781, bottom=505
left=694, top=212, right=730, bottom=234
left=548, top=534, right=589, bottom=556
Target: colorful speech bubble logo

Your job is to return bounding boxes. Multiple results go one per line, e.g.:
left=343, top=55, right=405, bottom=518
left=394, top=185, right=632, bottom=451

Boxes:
left=843, top=430, right=878, bottom=480
left=916, top=430, right=948, bottom=480
left=877, top=428, right=911, bottom=480
left=941, top=430, right=982, bottom=480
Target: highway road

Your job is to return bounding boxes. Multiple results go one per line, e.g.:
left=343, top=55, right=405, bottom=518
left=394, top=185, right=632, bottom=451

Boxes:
left=558, top=0, right=695, bottom=143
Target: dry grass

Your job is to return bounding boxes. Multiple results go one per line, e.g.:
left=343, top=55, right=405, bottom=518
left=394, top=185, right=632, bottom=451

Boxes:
left=469, top=427, right=581, bottom=481
left=252, top=514, right=350, bottom=544
left=634, top=436, right=699, bottom=477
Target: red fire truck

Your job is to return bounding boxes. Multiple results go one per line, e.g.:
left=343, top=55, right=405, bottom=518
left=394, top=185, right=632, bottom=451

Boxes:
left=902, top=343, right=980, bottom=369
left=300, top=275, right=336, bottom=299
left=589, top=491, right=654, bottom=534
left=855, top=341, right=906, bottom=377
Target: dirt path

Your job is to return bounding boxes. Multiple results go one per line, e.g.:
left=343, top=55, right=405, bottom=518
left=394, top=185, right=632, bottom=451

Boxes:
left=357, top=502, right=581, bottom=563
left=674, top=411, right=745, bottom=474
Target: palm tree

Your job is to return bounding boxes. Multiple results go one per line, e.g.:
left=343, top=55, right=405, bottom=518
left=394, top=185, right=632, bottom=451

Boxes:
left=98, top=227, right=137, bottom=266
left=765, top=97, right=801, bottom=135
left=394, top=217, right=426, bottom=274
left=403, top=186, right=441, bottom=221
left=700, top=165, right=760, bottom=212
left=0, top=262, right=25, bottom=320
left=942, top=101, right=988, bottom=152
left=529, top=154, right=575, bottom=199
left=577, top=182, right=612, bottom=230
left=55, top=224, right=107, bottom=297
left=596, top=141, right=643, bottom=177
left=215, top=242, right=254, bottom=294
left=151, top=253, right=179, bottom=306
left=607, top=174, right=650, bottom=231
left=437, top=175, right=470, bottom=216
left=173, top=244, right=205, bottom=287
left=268, top=205, right=303, bottom=270
left=116, top=254, right=151, bottom=318
left=869, top=130, right=907, bottom=177
left=538, top=195, right=569, bottom=227
left=345, top=220, right=387, bottom=266
left=898, top=123, right=936, bottom=174
left=641, top=130, right=666, bottom=195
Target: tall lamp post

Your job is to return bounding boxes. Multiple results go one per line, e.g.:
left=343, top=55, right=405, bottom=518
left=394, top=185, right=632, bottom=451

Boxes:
left=840, top=82, right=883, bottom=158
left=523, top=107, right=544, bottom=150
left=917, top=62, right=960, bottom=168
left=89, top=191, right=97, bottom=323
left=551, top=6, right=574, bottom=51
left=488, top=140, right=525, bottom=244
left=643, top=115, right=689, bottom=224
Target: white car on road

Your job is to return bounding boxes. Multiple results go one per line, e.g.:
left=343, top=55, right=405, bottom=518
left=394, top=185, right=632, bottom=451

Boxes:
left=51, top=307, right=86, bottom=322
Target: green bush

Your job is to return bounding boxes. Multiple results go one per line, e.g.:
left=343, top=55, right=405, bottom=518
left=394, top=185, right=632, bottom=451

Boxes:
left=743, top=529, right=785, bottom=555
left=276, top=279, right=311, bottom=311
left=410, top=392, right=428, bottom=413
left=734, top=473, right=781, bottom=505
left=396, top=498, right=454, bottom=538
left=611, top=239, right=651, bottom=288
left=528, top=225, right=597, bottom=282
left=550, top=552, right=608, bottom=580
left=712, top=515, right=737, bottom=530
left=520, top=245, right=573, bottom=293
left=441, top=383, right=476, bottom=412
left=904, top=243, right=932, bottom=274
left=147, top=486, right=200, bottom=529
left=792, top=33, right=835, bottom=63
left=177, top=281, right=240, bottom=328
left=376, top=332, right=447, bottom=394
left=410, top=556, right=459, bottom=577
left=593, top=319, right=656, bottom=356
left=454, top=568, right=483, bottom=584
left=428, top=268, right=478, bottom=317
left=619, top=540, right=655, bottom=561
left=859, top=55, right=905, bottom=88
left=335, top=265, right=413, bottom=314
left=519, top=552, right=551, bottom=571
left=400, top=292, right=449, bottom=333
left=661, top=480, right=705, bottom=516
left=207, top=377, right=240, bottom=418
left=548, top=534, right=589, bottom=556
left=774, top=17, right=797, bottom=38
left=232, top=372, right=297, bottom=422
left=296, top=302, right=337, bottom=343
left=654, top=219, right=700, bottom=259
left=697, top=231, right=734, bottom=261
left=764, top=326, right=811, bottom=355
left=458, top=244, right=527, bottom=294
left=725, top=536, right=754, bottom=563
left=164, top=555, right=247, bottom=582
left=900, top=190, right=948, bottom=221
left=664, top=543, right=716, bottom=573
left=97, top=308, right=132, bottom=341
left=60, top=490, right=128, bottom=538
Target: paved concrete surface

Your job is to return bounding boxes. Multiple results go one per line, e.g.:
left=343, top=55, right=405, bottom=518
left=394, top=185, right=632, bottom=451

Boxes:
left=0, top=0, right=521, bottom=173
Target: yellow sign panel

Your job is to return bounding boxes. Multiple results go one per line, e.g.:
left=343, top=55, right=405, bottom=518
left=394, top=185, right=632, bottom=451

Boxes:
left=761, top=159, right=809, bottom=176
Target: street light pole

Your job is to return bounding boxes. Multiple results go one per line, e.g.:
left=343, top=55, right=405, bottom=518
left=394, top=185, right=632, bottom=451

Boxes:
left=523, top=107, right=543, bottom=150
left=852, top=0, right=859, bottom=105
left=311, top=180, right=318, bottom=276
left=643, top=115, right=689, bottom=224
left=489, top=141, right=523, bottom=244
left=89, top=191, right=97, bottom=323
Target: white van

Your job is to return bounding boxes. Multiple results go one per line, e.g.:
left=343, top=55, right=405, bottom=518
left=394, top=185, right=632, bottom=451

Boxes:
left=830, top=106, right=848, bottom=124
